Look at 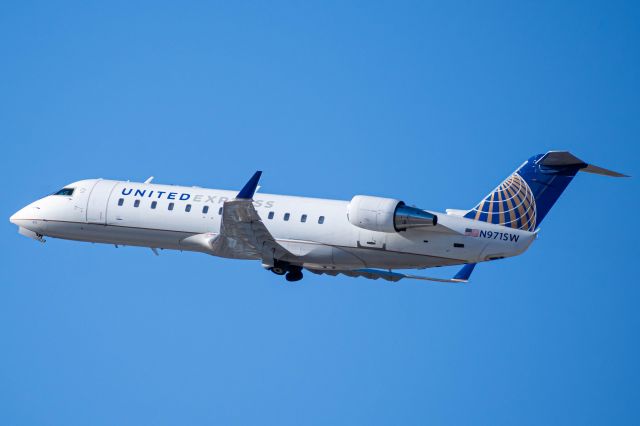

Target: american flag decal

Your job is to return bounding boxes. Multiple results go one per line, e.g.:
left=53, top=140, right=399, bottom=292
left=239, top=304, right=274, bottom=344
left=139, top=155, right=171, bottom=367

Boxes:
left=465, top=228, right=480, bottom=237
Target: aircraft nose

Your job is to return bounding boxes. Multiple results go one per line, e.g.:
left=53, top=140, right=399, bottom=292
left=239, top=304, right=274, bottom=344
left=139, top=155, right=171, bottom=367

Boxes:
left=9, top=205, right=36, bottom=225
left=10, top=200, right=50, bottom=242
left=9, top=209, right=24, bottom=225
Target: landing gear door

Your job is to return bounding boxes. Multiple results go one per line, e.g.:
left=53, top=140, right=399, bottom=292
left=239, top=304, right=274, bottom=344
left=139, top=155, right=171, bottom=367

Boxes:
left=86, top=180, right=118, bottom=224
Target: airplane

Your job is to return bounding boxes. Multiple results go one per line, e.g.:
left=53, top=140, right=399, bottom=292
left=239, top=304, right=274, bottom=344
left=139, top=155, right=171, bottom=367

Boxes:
left=9, top=151, right=627, bottom=283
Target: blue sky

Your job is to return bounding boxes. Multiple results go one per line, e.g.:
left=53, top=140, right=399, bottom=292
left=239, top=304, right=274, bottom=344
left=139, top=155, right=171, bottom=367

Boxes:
left=1, top=1, right=638, bottom=425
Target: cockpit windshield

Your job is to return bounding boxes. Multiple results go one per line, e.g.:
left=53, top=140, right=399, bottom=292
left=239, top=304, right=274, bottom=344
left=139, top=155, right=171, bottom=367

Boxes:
left=53, top=188, right=74, bottom=196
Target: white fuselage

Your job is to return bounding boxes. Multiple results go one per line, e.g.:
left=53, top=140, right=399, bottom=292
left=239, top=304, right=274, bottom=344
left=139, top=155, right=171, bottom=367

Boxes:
left=10, top=179, right=536, bottom=271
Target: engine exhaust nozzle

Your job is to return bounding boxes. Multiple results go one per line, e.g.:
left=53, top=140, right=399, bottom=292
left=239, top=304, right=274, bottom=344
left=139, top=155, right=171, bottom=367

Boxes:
left=394, top=204, right=437, bottom=231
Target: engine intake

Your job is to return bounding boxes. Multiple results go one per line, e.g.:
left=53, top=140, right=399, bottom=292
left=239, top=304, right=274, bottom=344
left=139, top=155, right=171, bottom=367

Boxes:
left=347, top=195, right=437, bottom=233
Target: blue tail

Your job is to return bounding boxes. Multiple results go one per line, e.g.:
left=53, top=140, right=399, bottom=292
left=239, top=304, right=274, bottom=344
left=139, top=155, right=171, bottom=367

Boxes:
left=464, top=151, right=627, bottom=231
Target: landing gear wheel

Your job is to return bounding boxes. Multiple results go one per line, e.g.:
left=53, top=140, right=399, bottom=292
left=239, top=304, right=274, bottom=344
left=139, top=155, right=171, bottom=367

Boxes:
left=269, top=267, right=286, bottom=276
left=285, top=271, right=303, bottom=282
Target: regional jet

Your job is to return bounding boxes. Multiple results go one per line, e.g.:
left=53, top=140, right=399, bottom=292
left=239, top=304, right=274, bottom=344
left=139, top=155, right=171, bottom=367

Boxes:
left=9, top=151, right=627, bottom=283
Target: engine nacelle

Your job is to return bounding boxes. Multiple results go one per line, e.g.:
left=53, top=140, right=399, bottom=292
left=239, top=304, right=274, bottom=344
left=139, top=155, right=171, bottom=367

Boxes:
left=347, top=195, right=437, bottom=233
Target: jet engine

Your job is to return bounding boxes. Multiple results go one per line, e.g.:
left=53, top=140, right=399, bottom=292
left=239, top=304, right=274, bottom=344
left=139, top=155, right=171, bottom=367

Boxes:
left=347, top=195, right=437, bottom=233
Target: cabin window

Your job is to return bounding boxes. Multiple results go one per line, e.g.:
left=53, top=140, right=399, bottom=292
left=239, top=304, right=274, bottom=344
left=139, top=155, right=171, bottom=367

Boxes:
left=268, top=211, right=274, bottom=220
left=53, top=188, right=74, bottom=196
left=185, top=204, right=192, bottom=212
left=284, top=213, right=290, bottom=221
left=202, top=206, right=209, bottom=214
left=218, top=207, right=223, bottom=215
left=151, top=201, right=157, bottom=209
left=134, top=200, right=140, bottom=208
left=301, top=214, right=307, bottom=223
left=318, top=216, right=325, bottom=224
left=118, top=198, right=124, bottom=206
left=168, top=202, right=174, bottom=211
left=454, top=243, right=464, bottom=248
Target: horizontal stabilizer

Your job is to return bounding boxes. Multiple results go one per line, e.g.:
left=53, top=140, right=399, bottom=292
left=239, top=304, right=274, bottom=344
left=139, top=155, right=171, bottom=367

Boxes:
left=538, top=151, right=628, bottom=177
left=445, top=209, right=467, bottom=217
left=580, top=164, right=629, bottom=178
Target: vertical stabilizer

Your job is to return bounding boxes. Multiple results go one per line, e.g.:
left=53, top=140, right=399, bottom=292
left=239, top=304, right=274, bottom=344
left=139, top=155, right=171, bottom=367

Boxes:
left=464, top=151, right=627, bottom=230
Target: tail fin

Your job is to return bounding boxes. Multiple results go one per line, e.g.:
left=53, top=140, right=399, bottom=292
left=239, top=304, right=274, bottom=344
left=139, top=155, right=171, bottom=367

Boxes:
left=464, top=151, right=628, bottom=231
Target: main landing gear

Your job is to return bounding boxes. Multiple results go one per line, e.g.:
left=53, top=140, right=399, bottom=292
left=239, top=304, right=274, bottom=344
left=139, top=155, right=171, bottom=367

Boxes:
left=285, top=267, right=303, bottom=282
left=268, top=262, right=303, bottom=282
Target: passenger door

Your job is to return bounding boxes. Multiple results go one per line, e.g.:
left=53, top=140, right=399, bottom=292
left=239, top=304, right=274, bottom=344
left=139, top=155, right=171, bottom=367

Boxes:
left=86, top=180, right=118, bottom=224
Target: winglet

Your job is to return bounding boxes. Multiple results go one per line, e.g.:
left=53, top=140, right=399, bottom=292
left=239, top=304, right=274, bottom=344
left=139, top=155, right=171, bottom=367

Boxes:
left=452, top=263, right=476, bottom=282
left=236, top=171, right=262, bottom=200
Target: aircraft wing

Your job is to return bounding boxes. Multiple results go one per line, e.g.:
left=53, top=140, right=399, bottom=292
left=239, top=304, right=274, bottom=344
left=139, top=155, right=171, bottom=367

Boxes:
left=210, top=171, right=295, bottom=262
left=306, top=263, right=476, bottom=283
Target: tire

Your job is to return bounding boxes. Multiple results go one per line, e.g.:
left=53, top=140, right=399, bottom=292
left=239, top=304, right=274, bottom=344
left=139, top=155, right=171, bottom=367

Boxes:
left=270, top=267, right=286, bottom=276
left=285, top=271, right=303, bottom=282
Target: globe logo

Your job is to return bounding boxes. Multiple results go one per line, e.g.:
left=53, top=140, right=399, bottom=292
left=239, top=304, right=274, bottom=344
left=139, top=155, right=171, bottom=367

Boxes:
left=469, top=172, right=537, bottom=231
